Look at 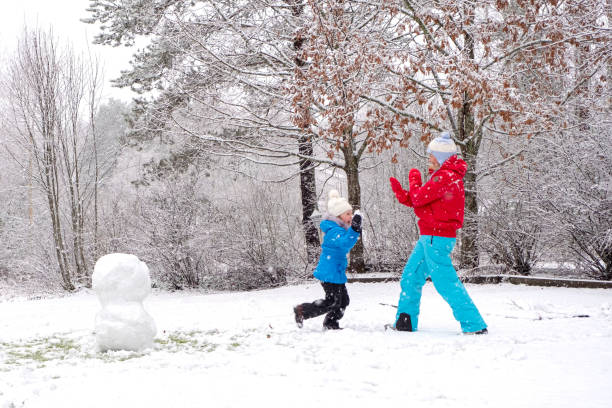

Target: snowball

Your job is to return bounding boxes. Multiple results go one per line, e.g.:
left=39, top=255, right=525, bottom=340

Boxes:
left=95, top=303, right=156, bottom=352
left=93, top=253, right=151, bottom=304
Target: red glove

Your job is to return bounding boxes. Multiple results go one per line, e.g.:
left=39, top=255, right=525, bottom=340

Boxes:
left=389, top=177, right=411, bottom=207
left=409, top=168, right=422, bottom=189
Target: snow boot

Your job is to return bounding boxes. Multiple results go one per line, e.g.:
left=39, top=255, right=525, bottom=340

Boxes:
left=323, top=316, right=342, bottom=330
left=293, top=305, right=304, bottom=328
left=464, top=328, right=488, bottom=335
left=395, top=313, right=413, bottom=332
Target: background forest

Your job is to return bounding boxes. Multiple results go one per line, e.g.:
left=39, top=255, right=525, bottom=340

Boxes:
left=0, top=0, right=610, bottom=295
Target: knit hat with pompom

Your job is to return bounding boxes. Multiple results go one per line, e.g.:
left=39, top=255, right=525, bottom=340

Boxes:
left=427, top=131, right=457, bottom=166
left=326, top=190, right=352, bottom=217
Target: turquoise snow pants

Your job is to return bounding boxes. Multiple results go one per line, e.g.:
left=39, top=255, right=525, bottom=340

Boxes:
left=395, top=235, right=487, bottom=333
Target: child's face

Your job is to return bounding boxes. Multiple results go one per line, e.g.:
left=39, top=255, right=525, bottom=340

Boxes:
left=428, top=154, right=440, bottom=173
left=339, top=209, right=353, bottom=224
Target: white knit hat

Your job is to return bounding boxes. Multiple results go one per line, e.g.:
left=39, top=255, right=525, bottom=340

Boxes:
left=326, top=190, right=352, bottom=217
left=427, top=131, right=457, bottom=166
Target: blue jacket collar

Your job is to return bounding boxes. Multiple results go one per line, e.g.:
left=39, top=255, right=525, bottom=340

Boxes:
left=322, top=213, right=350, bottom=230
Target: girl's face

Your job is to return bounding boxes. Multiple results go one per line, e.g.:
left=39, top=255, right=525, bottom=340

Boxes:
left=428, top=154, right=440, bottom=173
left=339, top=209, right=353, bottom=224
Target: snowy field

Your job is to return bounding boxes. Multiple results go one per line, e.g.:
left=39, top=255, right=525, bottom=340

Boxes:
left=1, top=282, right=611, bottom=408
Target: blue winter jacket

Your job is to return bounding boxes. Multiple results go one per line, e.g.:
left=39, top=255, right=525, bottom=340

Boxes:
left=313, top=217, right=361, bottom=284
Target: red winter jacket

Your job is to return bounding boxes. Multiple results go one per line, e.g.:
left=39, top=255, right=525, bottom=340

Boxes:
left=409, top=155, right=466, bottom=238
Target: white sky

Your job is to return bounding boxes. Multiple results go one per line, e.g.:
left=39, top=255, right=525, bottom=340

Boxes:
left=0, top=0, right=137, bottom=102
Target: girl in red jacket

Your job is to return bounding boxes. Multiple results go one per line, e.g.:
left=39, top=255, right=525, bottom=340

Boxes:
left=389, top=132, right=487, bottom=334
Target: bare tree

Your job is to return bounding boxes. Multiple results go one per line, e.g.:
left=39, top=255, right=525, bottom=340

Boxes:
left=2, top=27, right=103, bottom=289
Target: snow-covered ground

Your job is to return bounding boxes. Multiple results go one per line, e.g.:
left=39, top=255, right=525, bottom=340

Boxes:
left=1, top=282, right=611, bottom=408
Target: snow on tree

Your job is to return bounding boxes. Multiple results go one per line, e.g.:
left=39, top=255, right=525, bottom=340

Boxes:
left=84, top=0, right=328, bottom=265
left=2, top=27, right=104, bottom=289
left=83, top=0, right=611, bottom=279
left=364, top=0, right=610, bottom=269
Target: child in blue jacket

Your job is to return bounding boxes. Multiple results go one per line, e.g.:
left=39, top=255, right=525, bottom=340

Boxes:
left=294, top=190, right=362, bottom=330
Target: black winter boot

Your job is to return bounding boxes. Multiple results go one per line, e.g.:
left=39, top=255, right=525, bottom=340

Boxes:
left=395, top=313, right=413, bottom=332
left=323, top=315, right=342, bottom=330
left=294, top=305, right=304, bottom=328
left=464, top=328, right=488, bottom=335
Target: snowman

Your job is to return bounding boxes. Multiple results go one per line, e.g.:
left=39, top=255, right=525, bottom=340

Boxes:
left=92, top=253, right=157, bottom=352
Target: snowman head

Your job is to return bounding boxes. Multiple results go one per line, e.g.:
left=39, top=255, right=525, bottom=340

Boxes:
left=92, top=253, right=152, bottom=305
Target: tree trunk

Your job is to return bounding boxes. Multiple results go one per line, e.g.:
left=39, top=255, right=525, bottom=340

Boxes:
left=460, top=151, right=479, bottom=270
left=44, top=144, right=74, bottom=291
left=298, top=134, right=321, bottom=265
left=69, top=130, right=89, bottom=286
left=607, top=0, right=611, bottom=112
left=92, top=97, right=100, bottom=277
left=576, top=42, right=591, bottom=131
left=343, top=133, right=365, bottom=274
left=67, top=173, right=86, bottom=284
left=457, top=17, right=480, bottom=270
left=290, top=1, right=319, bottom=266
left=457, top=90, right=480, bottom=270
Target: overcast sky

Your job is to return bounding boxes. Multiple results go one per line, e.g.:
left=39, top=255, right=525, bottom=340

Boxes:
left=0, top=0, right=137, bottom=102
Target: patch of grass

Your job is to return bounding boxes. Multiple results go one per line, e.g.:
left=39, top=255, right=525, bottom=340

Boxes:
left=1, top=336, right=79, bottom=366
left=169, top=333, right=198, bottom=346
left=155, top=329, right=220, bottom=353
left=7, top=349, right=50, bottom=363
left=1, top=327, right=254, bottom=369
left=226, top=328, right=257, bottom=349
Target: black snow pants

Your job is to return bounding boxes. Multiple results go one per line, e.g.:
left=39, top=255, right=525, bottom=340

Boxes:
left=298, top=282, right=350, bottom=329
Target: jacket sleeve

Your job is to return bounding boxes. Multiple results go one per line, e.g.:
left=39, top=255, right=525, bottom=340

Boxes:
left=324, top=225, right=361, bottom=252
left=409, top=173, right=449, bottom=208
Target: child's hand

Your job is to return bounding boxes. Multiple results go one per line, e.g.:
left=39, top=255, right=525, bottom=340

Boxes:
left=389, top=177, right=411, bottom=206
left=351, top=213, right=362, bottom=233
left=409, top=169, right=422, bottom=189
